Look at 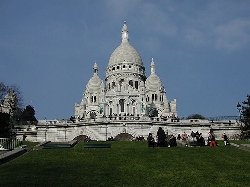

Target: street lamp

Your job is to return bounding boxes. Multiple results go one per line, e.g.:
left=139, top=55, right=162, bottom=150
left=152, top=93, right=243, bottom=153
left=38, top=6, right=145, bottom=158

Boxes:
left=45, top=119, right=48, bottom=141
left=237, top=102, right=243, bottom=139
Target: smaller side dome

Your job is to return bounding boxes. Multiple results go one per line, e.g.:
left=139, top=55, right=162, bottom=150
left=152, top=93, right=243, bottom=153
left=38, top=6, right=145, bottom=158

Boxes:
left=145, top=59, right=164, bottom=91
left=86, top=62, right=103, bottom=92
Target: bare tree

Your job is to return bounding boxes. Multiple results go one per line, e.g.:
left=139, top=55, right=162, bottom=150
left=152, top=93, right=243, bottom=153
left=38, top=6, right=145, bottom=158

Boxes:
left=0, top=82, right=23, bottom=109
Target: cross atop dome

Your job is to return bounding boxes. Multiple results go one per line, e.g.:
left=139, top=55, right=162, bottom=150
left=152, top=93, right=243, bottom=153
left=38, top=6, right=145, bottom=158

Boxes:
left=122, top=21, right=129, bottom=42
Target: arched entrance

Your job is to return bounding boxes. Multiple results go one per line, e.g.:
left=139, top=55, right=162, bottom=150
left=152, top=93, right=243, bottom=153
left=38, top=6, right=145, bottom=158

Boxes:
left=114, top=133, right=133, bottom=141
left=73, top=135, right=90, bottom=142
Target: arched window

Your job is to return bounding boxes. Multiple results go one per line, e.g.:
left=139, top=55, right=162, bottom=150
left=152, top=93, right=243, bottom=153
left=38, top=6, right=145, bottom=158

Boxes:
left=152, top=94, right=157, bottom=101
left=135, top=81, right=138, bottom=89
left=119, top=99, right=125, bottom=113
left=129, top=80, right=133, bottom=87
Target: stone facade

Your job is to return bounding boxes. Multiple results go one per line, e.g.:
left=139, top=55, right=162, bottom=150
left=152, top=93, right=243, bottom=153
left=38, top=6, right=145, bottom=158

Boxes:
left=15, top=119, right=241, bottom=142
left=75, top=21, right=177, bottom=121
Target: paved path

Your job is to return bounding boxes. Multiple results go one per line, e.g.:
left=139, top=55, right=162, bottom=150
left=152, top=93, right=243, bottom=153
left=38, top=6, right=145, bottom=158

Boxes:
left=0, top=147, right=27, bottom=165
left=230, top=143, right=250, bottom=152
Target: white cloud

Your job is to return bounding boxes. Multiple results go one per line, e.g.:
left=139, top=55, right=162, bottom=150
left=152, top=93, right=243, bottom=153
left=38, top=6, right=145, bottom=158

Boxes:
left=140, top=3, right=177, bottom=36
left=215, top=19, right=250, bottom=51
left=106, top=0, right=142, bottom=18
left=183, top=28, right=206, bottom=46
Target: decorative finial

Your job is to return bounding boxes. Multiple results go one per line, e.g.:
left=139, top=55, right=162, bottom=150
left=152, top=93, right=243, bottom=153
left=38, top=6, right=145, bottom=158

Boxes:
left=122, top=21, right=129, bottom=42
left=150, top=58, right=156, bottom=74
left=93, top=61, right=98, bottom=74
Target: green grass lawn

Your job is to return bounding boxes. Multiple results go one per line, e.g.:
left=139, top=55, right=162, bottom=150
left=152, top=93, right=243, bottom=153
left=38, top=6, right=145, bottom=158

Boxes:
left=1, top=141, right=250, bottom=187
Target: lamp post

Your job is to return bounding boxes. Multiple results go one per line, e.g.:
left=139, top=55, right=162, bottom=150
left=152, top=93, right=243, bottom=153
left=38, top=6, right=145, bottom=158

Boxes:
left=237, top=102, right=243, bottom=139
left=45, top=127, right=47, bottom=141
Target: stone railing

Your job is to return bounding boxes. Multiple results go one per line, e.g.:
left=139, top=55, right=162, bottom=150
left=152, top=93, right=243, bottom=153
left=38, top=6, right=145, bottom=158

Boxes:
left=0, top=138, right=22, bottom=150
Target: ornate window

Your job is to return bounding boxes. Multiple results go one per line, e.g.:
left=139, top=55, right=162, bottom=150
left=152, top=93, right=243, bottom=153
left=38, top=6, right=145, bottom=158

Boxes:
left=152, top=94, right=157, bottom=101
left=135, top=81, right=138, bottom=89
left=119, top=99, right=125, bottom=113
left=91, top=96, right=97, bottom=103
left=160, top=95, right=163, bottom=102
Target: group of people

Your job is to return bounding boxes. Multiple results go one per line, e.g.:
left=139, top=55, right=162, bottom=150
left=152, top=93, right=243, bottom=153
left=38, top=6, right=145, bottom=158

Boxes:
left=147, top=127, right=177, bottom=148
left=191, top=130, right=230, bottom=147
left=147, top=128, right=230, bottom=148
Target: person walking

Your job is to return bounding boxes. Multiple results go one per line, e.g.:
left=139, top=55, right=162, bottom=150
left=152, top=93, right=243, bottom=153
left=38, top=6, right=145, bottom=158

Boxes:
left=222, top=133, right=229, bottom=146
left=157, top=127, right=166, bottom=147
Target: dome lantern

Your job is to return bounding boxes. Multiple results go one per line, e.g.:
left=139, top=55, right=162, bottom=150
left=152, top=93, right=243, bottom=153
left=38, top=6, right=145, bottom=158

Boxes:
left=150, top=58, right=156, bottom=74
left=93, top=61, right=98, bottom=75
left=122, top=21, right=129, bottom=42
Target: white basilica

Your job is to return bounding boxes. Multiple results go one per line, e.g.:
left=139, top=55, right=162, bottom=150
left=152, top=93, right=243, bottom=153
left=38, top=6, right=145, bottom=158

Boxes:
left=75, top=22, right=177, bottom=121
left=13, top=22, right=240, bottom=143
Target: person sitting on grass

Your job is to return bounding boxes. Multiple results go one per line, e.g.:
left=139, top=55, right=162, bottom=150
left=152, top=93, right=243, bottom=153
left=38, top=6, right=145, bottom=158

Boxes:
left=169, top=134, right=177, bottom=147
left=147, top=133, right=155, bottom=148
left=197, top=133, right=205, bottom=146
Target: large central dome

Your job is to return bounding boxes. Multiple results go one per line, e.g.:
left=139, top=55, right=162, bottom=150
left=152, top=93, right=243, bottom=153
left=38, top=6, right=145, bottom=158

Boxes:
left=108, top=21, right=142, bottom=67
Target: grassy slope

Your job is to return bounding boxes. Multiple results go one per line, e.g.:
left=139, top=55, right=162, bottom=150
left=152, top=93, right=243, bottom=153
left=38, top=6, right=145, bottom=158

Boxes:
left=0, top=141, right=250, bottom=187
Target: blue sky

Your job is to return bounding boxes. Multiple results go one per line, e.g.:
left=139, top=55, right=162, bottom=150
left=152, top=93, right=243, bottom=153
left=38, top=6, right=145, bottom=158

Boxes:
left=1, top=0, right=250, bottom=120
